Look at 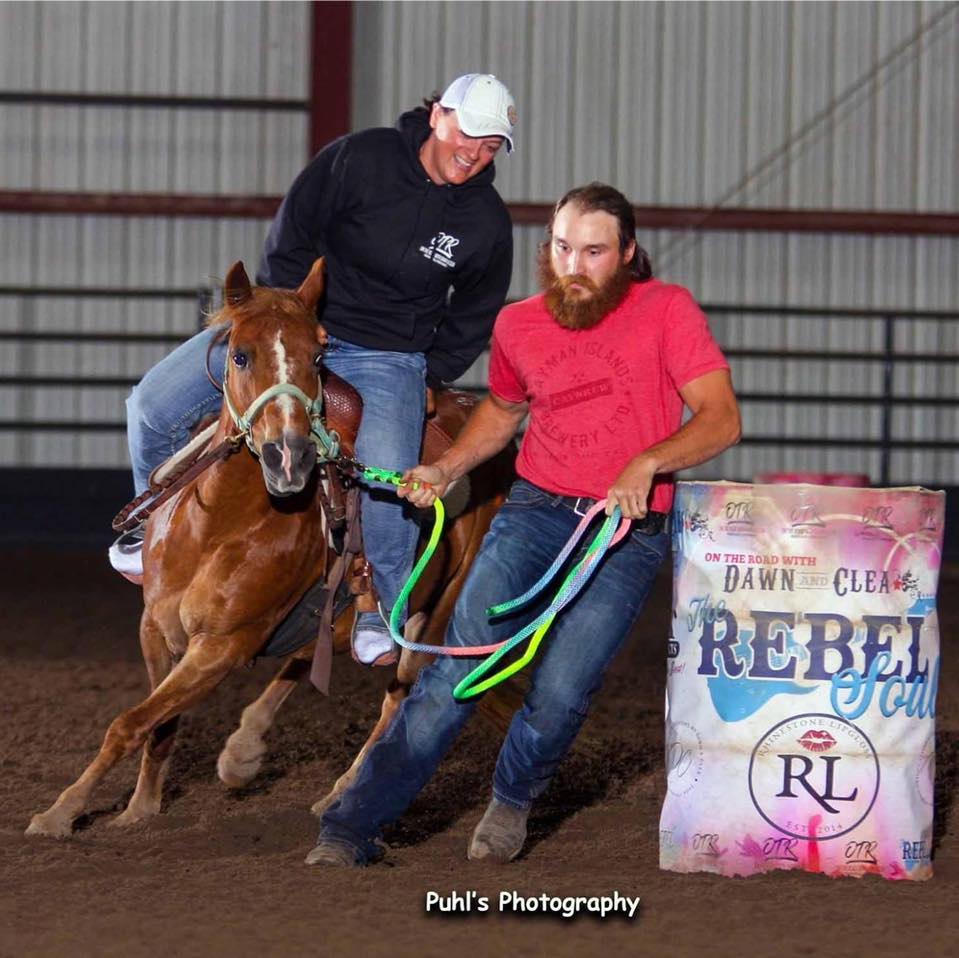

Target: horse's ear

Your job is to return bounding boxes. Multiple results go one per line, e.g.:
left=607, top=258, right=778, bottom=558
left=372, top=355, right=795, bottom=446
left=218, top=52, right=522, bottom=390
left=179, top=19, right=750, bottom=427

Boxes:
left=296, top=257, right=326, bottom=312
left=224, top=262, right=252, bottom=306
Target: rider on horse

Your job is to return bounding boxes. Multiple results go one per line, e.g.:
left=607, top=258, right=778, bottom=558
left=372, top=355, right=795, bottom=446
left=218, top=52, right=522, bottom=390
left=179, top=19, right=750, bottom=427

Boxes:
left=112, top=74, right=517, bottom=667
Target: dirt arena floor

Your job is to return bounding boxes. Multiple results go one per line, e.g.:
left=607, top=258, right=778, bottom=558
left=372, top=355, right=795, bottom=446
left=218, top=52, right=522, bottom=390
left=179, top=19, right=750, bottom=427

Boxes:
left=2, top=547, right=958, bottom=958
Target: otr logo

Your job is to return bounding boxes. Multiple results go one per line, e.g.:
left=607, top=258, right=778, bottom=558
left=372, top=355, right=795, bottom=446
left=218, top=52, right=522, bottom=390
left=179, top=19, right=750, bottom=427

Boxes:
left=790, top=503, right=824, bottom=528
left=861, top=506, right=894, bottom=529
left=434, top=232, right=460, bottom=258
left=724, top=501, right=753, bottom=523
left=748, top=714, right=880, bottom=841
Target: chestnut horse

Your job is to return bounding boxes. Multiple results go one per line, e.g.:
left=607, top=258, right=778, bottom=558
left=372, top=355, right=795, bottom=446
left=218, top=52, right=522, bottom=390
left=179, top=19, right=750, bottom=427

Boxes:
left=27, top=260, right=515, bottom=838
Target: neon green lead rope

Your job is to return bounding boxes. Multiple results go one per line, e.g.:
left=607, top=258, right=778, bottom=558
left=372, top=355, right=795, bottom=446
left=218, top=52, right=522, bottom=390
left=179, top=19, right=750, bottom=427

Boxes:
left=358, top=465, right=629, bottom=700
left=452, top=507, right=624, bottom=700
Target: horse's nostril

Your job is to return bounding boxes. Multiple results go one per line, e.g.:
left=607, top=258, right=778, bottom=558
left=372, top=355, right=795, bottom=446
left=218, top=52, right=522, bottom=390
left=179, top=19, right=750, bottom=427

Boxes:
left=261, top=443, right=282, bottom=470
left=296, top=444, right=315, bottom=469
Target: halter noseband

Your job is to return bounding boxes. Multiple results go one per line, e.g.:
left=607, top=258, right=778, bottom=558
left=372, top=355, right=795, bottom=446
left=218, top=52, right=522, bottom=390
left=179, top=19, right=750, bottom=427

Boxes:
left=222, top=355, right=341, bottom=462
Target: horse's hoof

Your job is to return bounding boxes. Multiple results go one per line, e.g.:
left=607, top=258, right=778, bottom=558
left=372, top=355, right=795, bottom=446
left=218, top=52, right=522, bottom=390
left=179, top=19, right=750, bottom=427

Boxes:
left=216, top=749, right=262, bottom=789
left=217, top=726, right=266, bottom=788
left=109, top=806, right=155, bottom=828
left=25, top=811, right=73, bottom=838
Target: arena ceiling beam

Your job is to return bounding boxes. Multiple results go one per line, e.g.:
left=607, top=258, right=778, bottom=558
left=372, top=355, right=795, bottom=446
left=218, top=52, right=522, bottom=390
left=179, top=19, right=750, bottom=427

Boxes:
left=0, top=190, right=956, bottom=237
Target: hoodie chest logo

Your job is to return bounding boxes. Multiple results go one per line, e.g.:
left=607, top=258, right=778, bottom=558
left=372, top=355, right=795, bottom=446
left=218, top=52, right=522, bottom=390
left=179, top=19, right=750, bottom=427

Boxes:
left=419, top=232, right=460, bottom=269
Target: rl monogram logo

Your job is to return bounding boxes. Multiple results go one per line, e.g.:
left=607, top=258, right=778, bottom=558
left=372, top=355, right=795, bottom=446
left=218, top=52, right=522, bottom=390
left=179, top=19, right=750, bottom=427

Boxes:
left=748, top=714, right=879, bottom=841
left=776, top=754, right=858, bottom=815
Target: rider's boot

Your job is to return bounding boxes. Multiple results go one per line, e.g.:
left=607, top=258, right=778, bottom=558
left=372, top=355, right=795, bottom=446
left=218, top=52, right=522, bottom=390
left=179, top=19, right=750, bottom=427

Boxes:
left=108, top=524, right=146, bottom=584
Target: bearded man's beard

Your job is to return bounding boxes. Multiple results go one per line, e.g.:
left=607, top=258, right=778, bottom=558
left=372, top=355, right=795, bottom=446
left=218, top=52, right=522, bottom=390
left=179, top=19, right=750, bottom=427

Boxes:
left=537, top=248, right=634, bottom=330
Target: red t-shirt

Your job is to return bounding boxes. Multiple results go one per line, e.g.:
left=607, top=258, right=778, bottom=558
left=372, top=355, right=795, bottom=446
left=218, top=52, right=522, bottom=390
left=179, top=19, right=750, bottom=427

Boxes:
left=488, top=279, right=729, bottom=512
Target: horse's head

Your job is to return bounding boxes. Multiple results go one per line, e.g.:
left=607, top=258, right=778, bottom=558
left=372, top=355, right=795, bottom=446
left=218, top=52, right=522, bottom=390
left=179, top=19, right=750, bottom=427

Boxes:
left=219, top=259, right=329, bottom=497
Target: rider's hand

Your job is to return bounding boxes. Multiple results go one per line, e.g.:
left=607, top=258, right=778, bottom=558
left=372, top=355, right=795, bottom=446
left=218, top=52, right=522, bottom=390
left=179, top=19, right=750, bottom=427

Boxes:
left=606, top=455, right=656, bottom=518
left=397, top=463, right=451, bottom=507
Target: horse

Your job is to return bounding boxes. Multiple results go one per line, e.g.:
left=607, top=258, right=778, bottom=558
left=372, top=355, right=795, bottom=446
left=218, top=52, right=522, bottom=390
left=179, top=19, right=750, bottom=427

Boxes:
left=27, top=259, right=516, bottom=837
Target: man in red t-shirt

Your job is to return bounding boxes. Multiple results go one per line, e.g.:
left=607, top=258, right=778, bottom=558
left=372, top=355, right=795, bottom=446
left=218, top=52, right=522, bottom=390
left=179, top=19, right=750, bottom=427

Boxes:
left=308, top=182, right=740, bottom=867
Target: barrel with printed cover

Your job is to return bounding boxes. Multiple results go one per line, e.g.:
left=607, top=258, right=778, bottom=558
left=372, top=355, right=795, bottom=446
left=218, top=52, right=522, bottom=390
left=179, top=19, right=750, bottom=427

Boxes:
left=660, top=480, right=943, bottom=880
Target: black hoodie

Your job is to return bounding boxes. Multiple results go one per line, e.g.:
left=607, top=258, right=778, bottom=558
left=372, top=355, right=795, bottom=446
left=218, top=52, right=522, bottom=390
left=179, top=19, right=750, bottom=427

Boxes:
left=257, top=109, right=513, bottom=387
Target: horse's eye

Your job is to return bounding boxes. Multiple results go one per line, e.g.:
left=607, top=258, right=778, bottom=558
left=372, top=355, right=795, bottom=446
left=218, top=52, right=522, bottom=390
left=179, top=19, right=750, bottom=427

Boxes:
left=313, top=352, right=324, bottom=369
left=232, top=351, right=248, bottom=368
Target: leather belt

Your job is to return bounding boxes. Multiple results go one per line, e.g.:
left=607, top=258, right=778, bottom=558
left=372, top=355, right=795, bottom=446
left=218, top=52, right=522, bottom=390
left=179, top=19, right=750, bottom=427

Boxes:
left=552, top=493, right=669, bottom=535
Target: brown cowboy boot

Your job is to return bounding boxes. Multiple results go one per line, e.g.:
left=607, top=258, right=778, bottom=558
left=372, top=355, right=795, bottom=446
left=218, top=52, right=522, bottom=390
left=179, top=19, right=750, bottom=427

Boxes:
left=468, top=797, right=529, bottom=863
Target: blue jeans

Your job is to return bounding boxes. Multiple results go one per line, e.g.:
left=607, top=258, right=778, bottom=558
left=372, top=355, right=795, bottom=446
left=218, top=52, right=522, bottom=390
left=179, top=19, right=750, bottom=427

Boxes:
left=318, top=479, right=669, bottom=863
left=126, top=328, right=426, bottom=612
left=127, top=324, right=227, bottom=496
left=322, top=335, right=425, bottom=613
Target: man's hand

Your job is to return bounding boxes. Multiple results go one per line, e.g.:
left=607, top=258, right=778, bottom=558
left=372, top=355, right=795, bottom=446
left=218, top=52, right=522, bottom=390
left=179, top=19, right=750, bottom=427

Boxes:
left=606, top=455, right=657, bottom=518
left=604, top=369, right=740, bottom=520
left=397, top=463, right=451, bottom=508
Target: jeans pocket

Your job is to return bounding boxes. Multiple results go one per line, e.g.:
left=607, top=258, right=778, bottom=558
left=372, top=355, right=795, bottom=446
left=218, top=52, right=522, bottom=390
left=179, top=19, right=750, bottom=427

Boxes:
left=628, top=527, right=670, bottom=563
left=503, top=479, right=549, bottom=509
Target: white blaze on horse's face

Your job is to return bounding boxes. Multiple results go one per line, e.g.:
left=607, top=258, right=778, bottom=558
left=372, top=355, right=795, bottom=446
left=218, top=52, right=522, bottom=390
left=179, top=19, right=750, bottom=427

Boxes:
left=242, top=315, right=320, bottom=499
left=272, top=330, right=297, bottom=484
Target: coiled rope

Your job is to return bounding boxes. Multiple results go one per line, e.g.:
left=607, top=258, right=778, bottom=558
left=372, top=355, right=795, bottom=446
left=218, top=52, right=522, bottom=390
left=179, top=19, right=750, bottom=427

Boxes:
left=358, top=466, right=630, bottom=700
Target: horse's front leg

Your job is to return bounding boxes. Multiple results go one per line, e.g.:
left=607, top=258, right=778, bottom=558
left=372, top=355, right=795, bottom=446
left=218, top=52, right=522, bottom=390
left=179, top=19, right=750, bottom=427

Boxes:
left=311, top=615, right=432, bottom=816
left=217, top=643, right=315, bottom=788
left=26, top=633, right=252, bottom=838
left=111, top=612, right=178, bottom=827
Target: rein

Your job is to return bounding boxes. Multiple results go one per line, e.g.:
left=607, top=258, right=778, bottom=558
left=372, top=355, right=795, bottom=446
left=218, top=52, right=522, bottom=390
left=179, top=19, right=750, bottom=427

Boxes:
left=112, top=433, right=245, bottom=532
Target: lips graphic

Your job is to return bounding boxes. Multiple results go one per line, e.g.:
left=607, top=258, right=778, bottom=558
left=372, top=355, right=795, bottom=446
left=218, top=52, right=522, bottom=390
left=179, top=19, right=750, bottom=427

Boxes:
left=798, top=730, right=837, bottom=753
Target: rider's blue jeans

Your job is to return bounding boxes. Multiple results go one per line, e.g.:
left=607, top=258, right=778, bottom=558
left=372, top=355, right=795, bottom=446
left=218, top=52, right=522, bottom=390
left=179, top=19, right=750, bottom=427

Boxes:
left=317, top=479, right=669, bottom=863
left=125, top=327, right=425, bottom=612
left=127, top=324, right=227, bottom=496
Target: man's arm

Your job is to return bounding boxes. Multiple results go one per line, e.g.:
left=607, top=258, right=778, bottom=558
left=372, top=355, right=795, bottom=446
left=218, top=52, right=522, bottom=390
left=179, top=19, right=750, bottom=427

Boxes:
left=397, top=392, right=528, bottom=507
left=606, top=369, right=741, bottom=518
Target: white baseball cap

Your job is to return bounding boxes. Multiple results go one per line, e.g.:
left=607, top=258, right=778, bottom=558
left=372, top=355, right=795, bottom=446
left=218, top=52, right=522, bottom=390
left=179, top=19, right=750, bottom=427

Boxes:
left=439, top=74, right=516, bottom=153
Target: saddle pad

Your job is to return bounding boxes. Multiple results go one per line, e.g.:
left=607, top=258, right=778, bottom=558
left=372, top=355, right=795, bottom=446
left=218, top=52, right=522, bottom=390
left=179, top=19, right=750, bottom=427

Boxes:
left=260, top=578, right=354, bottom=659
